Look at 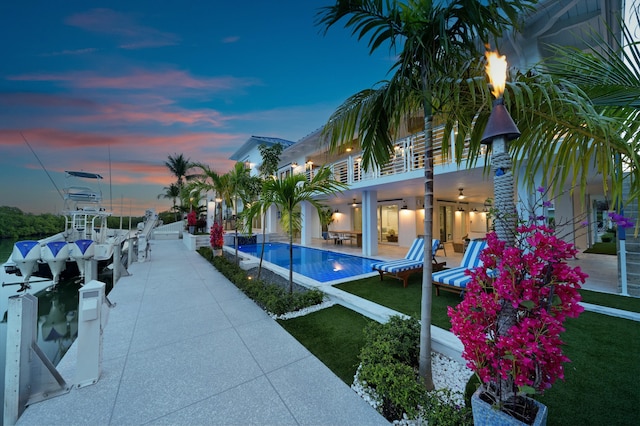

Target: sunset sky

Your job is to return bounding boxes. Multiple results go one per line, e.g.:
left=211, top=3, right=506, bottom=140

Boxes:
left=0, top=1, right=393, bottom=216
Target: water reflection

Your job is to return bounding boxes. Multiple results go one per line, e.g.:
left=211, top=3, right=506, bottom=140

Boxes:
left=33, top=279, right=82, bottom=365
left=0, top=255, right=112, bottom=418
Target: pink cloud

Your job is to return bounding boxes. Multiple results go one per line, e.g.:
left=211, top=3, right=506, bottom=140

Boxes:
left=93, top=103, right=234, bottom=127
left=8, top=69, right=260, bottom=92
left=65, top=8, right=180, bottom=49
left=0, top=92, right=98, bottom=109
left=1, top=127, right=243, bottom=169
left=222, top=36, right=240, bottom=44
left=0, top=92, right=238, bottom=128
left=0, top=128, right=117, bottom=149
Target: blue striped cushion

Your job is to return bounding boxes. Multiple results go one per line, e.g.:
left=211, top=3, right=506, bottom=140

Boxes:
left=371, top=259, right=423, bottom=273
left=432, top=267, right=473, bottom=288
left=432, top=239, right=487, bottom=289
left=406, top=238, right=425, bottom=262
left=431, top=239, right=440, bottom=260
left=460, top=240, right=487, bottom=269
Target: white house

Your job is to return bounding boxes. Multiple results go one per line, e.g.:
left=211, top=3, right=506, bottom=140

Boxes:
left=226, top=0, right=636, bottom=295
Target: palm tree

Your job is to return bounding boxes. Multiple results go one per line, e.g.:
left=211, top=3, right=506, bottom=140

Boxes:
left=164, top=153, right=194, bottom=187
left=317, top=0, right=536, bottom=389
left=191, top=163, right=227, bottom=224
left=226, top=162, right=253, bottom=265
left=157, top=183, right=181, bottom=221
left=262, top=167, right=347, bottom=293
left=165, top=153, right=195, bottom=212
left=243, top=182, right=276, bottom=280
left=244, top=143, right=286, bottom=279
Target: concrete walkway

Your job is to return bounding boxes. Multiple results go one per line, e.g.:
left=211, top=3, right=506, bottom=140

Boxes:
left=17, top=240, right=388, bottom=425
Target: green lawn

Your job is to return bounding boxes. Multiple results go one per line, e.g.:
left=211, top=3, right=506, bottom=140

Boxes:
left=538, top=311, right=640, bottom=425
left=583, top=241, right=616, bottom=255
left=280, top=276, right=640, bottom=425
left=335, top=274, right=461, bottom=329
left=579, top=289, right=640, bottom=313
left=336, top=275, right=640, bottom=322
left=277, top=305, right=371, bottom=384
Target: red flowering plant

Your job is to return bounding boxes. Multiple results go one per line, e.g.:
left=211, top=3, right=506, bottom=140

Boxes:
left=448, top=194, right=587, bottom=418
left=187, top=210, right=197, bottom=226
left=210, top=222, right=224, bottom=250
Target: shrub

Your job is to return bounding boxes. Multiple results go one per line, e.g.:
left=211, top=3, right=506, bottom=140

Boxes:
left=358, top=317, right=423, bottom=419
left=197, top=247, right=323, bottom=315
left=187, top=210, right=197, bottom=226
left=600, top=233, right=614, bottom=243
left=422, top=389, right=473, bottom=426
left=210, top=223, right=224, bottom=249
left=357, top=316, right=471, bottom=422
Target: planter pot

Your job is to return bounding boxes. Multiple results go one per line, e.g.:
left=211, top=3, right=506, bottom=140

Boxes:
left=188, top=225, right=195, bottom=234
left=471, top=388, right=547, bottom=426
left=213, top=248, right=223, bottom=256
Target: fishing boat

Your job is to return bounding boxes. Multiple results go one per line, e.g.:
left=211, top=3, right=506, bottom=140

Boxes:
left=4, top=171, right=130, bottom=292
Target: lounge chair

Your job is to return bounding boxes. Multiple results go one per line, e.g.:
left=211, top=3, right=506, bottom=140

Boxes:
left=371, top=238, right=433, bottom=288
left=431, top=239, right=447, bottom=272
left=432, top=239, right=487, bottom=296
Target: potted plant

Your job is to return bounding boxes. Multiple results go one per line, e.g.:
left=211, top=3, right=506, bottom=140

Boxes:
left=187, top=210, right=197, bottom=234
left=386, top=229, right=397, bottom=242
left=318, top=206, right=335, bottom=240
left=448, top=219, right=586, bottom=425
left=210, top=222, right=224, bottom=256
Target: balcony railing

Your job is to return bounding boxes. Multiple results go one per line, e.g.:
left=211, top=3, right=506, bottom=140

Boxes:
left=317, top=125, right=475, bottom=185
left=300, top=124, right=487, bottom=185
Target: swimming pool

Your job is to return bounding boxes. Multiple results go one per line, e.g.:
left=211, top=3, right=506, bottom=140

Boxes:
left=237, top=242, right=378, bottom=282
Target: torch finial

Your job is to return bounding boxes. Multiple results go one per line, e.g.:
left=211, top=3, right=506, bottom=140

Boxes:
left=486, top=51, right=507, bottom=99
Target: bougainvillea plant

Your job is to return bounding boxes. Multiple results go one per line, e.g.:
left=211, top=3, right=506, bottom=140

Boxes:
left=448, top=214, right=587, bottom=412
left=210, top=222, right=224, bottom=249
left=187, top=210, right=197, bottom=226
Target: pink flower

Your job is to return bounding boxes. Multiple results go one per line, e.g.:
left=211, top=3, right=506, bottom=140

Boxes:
left=448, top=223, right=585, bottom=398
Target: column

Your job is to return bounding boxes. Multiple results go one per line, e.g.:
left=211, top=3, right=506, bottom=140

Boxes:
left=300, top=200, right=314, bottom=246
left=362, top=190, right=378, bottom=256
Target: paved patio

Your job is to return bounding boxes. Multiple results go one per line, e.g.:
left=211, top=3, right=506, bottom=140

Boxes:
left=16, top=240, right=389, bottom=425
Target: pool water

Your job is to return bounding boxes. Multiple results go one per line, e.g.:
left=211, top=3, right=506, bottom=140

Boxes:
left=237, top=243, right=378, bottom=282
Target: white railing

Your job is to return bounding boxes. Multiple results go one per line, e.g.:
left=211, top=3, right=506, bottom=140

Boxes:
left=324, top=124, right=469, bottom=185
left=308, top=124, right=487, bottom=186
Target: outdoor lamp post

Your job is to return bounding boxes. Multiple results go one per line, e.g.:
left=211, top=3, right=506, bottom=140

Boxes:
left=481, top=51, right=521, bottom=246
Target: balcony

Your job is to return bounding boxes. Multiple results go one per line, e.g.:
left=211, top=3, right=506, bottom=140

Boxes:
left=305, top=124, right=485, bottom=185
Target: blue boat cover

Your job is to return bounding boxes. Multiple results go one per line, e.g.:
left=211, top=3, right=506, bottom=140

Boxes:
left=15, top=240, right=39, bottom=258
left=46, top=241, right=68, bottom=257
left=75, top=239, right=94, bottom=255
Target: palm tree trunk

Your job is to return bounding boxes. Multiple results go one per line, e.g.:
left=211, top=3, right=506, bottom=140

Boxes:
left=234, top=195, right=239, bottom=266
left=419, top=91, right=435, bottom=390
left=288, top=209, right=293, bottom=294
left=258, top=209, right=267, bottom=279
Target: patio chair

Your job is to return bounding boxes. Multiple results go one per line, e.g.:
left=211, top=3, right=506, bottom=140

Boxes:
left=371, top=238, right=425, bottom=287
left=338, top=232, right=353, bottom=245
left=328, top=232, right=339, bottom=244
left=430, top=239, right=447, bottom=272
left=432, top=239, right=487, bottom=296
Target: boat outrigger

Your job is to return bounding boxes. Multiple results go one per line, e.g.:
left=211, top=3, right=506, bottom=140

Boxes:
left=5, top=171, right=131, bottom=292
